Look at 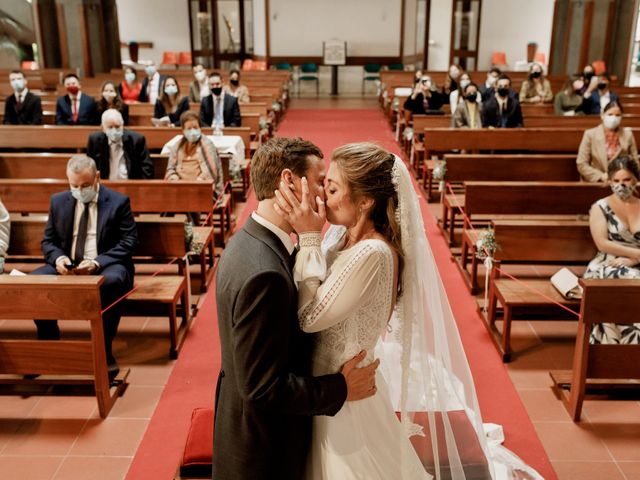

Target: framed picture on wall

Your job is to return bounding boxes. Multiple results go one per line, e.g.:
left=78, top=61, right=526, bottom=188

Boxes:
left=323, top=40, right=347, bottom=65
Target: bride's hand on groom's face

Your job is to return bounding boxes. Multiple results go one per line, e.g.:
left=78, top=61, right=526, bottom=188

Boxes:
left=273, top=177, right=326, bottom=233
left=340, top=350, right=380, bottom=401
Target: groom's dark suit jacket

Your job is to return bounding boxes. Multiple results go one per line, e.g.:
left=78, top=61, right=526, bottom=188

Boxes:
left=214, top=217, right=347, bottom=480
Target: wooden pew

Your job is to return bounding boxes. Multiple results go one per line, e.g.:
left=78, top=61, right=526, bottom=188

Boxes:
left=550, top=279, right=640, bottom=421
left=441, top=181, right=608, bottom=246
left=7, top=217, right=192, bottom=359
left=460, top=219, right=592, bottom=294
left=0, top=179, right=222, bottom=286
left=480, top=221, right=596, bottom=362
left=0, top=275, right=127, bottom=418
left=0, top=152, right=169, bottom=180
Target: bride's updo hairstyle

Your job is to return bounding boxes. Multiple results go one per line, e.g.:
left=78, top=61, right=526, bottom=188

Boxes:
left=331, top=142, right=405, bottom=293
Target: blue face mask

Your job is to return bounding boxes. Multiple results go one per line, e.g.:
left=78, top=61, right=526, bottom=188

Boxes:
left=184, top=128, right=202, bottom=143
left=105, top=127, right=124, bottom=142
left=125, top=72, right=136, bottom=83
left=10, top=78, right=25, bottom=92
left=164, top=85, right=178, bottom=96
left=70, top=185, right=97, bottom=204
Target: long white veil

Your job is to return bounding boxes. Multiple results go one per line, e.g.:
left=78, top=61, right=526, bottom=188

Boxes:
left=375, top=156, right=544, bottom=479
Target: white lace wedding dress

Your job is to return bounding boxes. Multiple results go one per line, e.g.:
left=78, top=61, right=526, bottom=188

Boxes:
left=294, top=225, right=431, bottom=480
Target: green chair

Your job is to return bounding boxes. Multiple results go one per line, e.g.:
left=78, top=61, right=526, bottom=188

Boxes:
left=297, top=62, right=319, bottom=96
left=275, top=63, right=293, bottom=71
left=387, top=63, right=405, bottom=71
left=362, top=63, right=381, bottom=93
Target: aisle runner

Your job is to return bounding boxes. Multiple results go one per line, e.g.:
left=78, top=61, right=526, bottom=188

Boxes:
left=127, top=109, right=555, bottom=479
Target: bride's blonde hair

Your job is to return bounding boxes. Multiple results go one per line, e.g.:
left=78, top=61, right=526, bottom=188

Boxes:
left=331, top=142, right=404, bottom=295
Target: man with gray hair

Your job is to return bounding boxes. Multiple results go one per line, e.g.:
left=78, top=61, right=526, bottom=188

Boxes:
left=31, top=154, right=138, bottom=379
left=86, top=109, right=153, bottom=180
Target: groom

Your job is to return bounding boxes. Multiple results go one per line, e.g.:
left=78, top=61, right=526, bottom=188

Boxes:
left=214, top=137, right=379, bottom=479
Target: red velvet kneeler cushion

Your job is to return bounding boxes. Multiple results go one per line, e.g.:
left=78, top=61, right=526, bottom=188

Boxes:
left=180, top=407, right=214, bottom=478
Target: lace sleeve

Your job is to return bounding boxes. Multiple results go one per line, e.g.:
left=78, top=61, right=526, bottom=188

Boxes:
left=297, top=240, right=392, bottom=333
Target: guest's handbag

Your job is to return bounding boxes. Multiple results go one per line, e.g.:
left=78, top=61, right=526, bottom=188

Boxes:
left=550, top=268, right=583, bottom=299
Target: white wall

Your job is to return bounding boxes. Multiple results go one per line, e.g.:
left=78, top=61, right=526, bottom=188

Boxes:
left=477, top=0, right=555, bottom=70
left=253, top=0, right=267, bottom=56
left=269, top=0, right=401, bottom=57
left=427, top=0, right=453, bottom=71
left=116, top=0, right=190, bottom=65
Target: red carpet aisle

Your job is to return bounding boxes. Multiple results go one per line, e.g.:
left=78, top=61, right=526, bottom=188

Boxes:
left=127, top=108, right=555, bottom=479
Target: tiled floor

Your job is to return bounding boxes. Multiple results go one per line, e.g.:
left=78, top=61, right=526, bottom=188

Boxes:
left=425, top=200, right=640, bottom=480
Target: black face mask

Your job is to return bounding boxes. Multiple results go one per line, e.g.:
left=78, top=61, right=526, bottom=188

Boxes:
left=497, top=87, right=510, bottom=98
left=230, top=79, right=239, bottom=86
left=211, top=87, right=222, bottom=96
left=584, top=72, right=594, bottom=81
left=465, top=93, right=477, bottom=102
left=598, top=82, right=608, bottom=91
left=530, top=71, right=541, bottom=79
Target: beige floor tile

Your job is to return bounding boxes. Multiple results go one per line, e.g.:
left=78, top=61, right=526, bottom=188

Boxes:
left=0, top=455, right=64, bottom=480
left=107, top=386, right=163, bottom=419
left=3, top=418, right=86, bottom=455
left=591, top=424, right=640, bottom=462
left=582, top=400, right=640, bottom=424
left=518, top=389, right=573, bottom=422
left=506, top=367, right=556, bottom=389
left=0, top=395, right=41, bottom=418
left=0, top=419, right=25, bottom=453
left=124, top=364, right=174, bottom=387
left=68, top=418, right=148, bottom=456
left=617, top=461, right=640, bottom=479
left=28, top=396, right=97, bottom=420
left=551, top=461, right=625, bottom=480
left=533, top=422, right=612, bottom=462
left=53, top=455, right=131, bottom=480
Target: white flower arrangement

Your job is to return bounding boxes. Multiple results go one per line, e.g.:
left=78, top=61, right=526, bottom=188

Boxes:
left=432, top=161, right=447, bottom=181
left=403, top=127, right=414, bottom=142
left=475, top=228, right=499, bottom=261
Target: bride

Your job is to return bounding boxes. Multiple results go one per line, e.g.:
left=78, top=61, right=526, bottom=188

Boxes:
left=274, top=143, right=542, bottom=479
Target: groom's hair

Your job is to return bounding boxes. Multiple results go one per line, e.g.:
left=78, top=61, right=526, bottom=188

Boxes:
left=251, top=137, right=323, bottom=201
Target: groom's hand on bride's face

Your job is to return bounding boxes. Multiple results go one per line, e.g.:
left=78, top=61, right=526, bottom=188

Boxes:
left=340, top=350, right=380, bottom=401
left=274, top=177, right=326, bottom=233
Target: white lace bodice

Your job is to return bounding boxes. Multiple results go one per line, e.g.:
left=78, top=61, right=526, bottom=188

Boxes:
left=294, top=225, right=395, bottom=375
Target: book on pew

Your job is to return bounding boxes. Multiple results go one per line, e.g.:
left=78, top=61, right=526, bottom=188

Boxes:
left=550, top=268, right=583, bottom=299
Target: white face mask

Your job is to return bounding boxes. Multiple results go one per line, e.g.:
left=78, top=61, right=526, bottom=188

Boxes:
left=195, top=71, right=206, bottom=82
left=603, top=114, right=621, bottom=130
left=460, top=79, right=471, bottom=90
left=105, top=126, right=124, bottom=142
left=487, top=75, right=497, bottom=87
left=164, top=85, right=178, bottom=96
left=70, top=185, right=97, bottom=204
left=611, top=183, right=636, bottom=201
left=449, top=68, right=460, bottom=79
left=102, top=91, right=116, bottom=102
left=184, top=128, right=202, bottom=143
left=145, top=66, right=157, bottom=77
left=10, top=78, right=25, bottom=92
left=124, top=72, right=136, bottom=83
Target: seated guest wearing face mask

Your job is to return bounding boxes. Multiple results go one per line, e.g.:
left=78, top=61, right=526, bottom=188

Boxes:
left=584, top=72, right=619, bottom=115
left=153, top=76, right=190, bottom=127
left=188, top=63, right=210, bottom=103
left=580, top=64, right=597, bottom=96
left=200, top=72, right=242, bottom=128
left=55, top=73, right=99, bottom=126
left=0, top=197, right=8, bottom=274
left=31, top=155, right=138, bottom=380
left=452, top=82, right=482, bottom=129
left=481, top=74, right=523, bottom=128
left=479, top=67, right=501, bottom=102
left=443, top=64, right=462, bottom=95
left=554, top=76, right=586, bottom=116
left=449, top=72, right=479, bottom=114
left=138, top=62, right=165, bottom=104
left=3, top=70, right=42, bottom=125
left=96, top=81, right=129, bottom=125
left=576, top=101, right=637, bottom=182
left=583, top=155, right=640, bottom=345
left=119, top=67, right=142, bottom=103
left=519, top=63, right=553, bottom=104
left=86, top=109, right=153, bottom=180
left=403, top=75, right=447, bottom=115
left=224, top=69, right=250, bottom=104
left=165, top=111, right=224, bottom=197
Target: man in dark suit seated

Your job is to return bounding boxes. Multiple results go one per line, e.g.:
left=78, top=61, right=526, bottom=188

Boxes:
left=583, top=72, right=619, bottom=115
left=32, top=155, right=138, bottom=379
left=479, top=67, right=501, bottom=103
left=55, top=73, right=99, bottom=126
left=138, top=62, right=165, bottom=104
left=481, top=74, right=524, bottom=128
left=3, top=70, right=43, bottom=125
left=86, top=109, right=154, bottom=180
left=199, top=72, right=241, bottom=128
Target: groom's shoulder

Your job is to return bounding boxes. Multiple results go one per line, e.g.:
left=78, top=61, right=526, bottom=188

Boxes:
left=219, top=227, right=285, bottom=274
